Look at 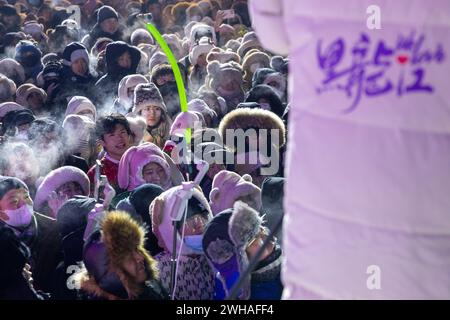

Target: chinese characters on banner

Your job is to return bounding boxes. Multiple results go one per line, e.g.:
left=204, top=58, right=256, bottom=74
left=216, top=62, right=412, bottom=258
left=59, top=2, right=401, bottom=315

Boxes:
left=316, top=31, right=446, bottom=113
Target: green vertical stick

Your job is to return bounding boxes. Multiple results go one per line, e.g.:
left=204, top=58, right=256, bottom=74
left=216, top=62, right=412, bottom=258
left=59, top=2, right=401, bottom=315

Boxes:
left=146, top=22, right=191, bottom=144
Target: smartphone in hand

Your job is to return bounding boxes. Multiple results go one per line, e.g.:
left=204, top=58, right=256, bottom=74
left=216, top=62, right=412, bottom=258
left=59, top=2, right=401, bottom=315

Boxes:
left=219, top=9, right=235, bottom=20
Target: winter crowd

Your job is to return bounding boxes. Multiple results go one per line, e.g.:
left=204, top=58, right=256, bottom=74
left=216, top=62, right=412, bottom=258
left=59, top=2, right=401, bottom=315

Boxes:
left=0, top=0, right=289, bottom=300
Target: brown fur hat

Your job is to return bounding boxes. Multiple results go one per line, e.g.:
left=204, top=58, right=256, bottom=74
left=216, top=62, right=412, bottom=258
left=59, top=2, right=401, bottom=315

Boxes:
left=218, top=108, right=286, bottom=149
left=78, top=211, right=159, bottom=299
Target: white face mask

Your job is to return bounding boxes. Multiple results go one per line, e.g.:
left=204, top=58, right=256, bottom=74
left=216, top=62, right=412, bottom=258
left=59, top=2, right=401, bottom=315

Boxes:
left=2, top=204, right=33, bottom=228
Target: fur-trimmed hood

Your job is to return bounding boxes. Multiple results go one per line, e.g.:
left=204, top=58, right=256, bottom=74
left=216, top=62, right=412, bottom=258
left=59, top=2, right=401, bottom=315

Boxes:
left=118, top=142, right=172, bottom=191
left=34, top=166, right=90, bottom=212
left=150, top=186, right=212, bottom=256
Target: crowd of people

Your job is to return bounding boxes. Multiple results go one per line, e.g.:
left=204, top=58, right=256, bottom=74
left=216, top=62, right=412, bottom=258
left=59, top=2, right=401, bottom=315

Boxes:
left=0, top=0, right=289, bottom=300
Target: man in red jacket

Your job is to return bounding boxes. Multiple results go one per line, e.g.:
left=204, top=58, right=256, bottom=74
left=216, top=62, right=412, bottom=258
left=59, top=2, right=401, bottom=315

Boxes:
left=87, top=114, right=132, bottom=192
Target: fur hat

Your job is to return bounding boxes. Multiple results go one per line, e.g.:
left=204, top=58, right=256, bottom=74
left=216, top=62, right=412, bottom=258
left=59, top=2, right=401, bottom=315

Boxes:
left=189, top=23, right=217, bottom=48
left=188, top=98, right=217, bottom=122
left=189, top=36, right=215, bottom=65
left=219, top=107, right=286, bottom=149
left=0, top=102, right=25, bottom=120
left=62, top=42, right=89, bottom=67
left=171, top=1, right=190, bottom=26
left=65, top=96, right=97, bottom=120
left=15, top=83, right=47, bottom=108
left=118, top=142, right=172, bottom=191
left=61, top=18, right=79, bottom=31
left=170, top=110, right=205, bottom=137
left=130, top=28, right=154, bottom=46
left=80, top=211, right=159, bottom=300
left=206, top=60, right=243, bottom=93
left=237, top=32, right=262, bottom=58
left=224, top=39, right=241, bottom=53
left=148, top=51, right=168, bottom=73
left=184, top=21, right=198, bottom=42
left=101, top=211, right=157, bottom=275
left=0, top=58, right=26, bottom=86
left=150, top=186, right=212, bottom=255
left=126, top=115, right=148, bottom=146
left=209, top=170, right=261, bottom=215
left=206, top=47, right=240, bottom=64
left=202, top=201, right=263, bottom=299
left=22, top=20, right=44, bottom=38
left=118, top=74, right=148, bottom=107
left=270, top=56, right=289, bottom=75
left=162, top=34, right=184, bottom=60
left=132, top=82, right=167, bottom=114
left=34, top=166, right=90, bottom=212
left=242, top=49, right=270, bottom=84
left=0, top=75, right=17, bottom=103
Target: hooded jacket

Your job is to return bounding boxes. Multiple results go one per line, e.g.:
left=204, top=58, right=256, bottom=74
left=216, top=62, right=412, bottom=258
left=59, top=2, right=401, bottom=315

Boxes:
left=81, top=6, right=124, bottom=50
left=95, top=42, right=141, bottom=104
left=59, top=42, right=97, bottom=106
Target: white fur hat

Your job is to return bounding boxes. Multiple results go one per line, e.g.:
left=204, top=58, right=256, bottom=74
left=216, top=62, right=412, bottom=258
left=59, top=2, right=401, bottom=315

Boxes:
left=148, top=51, right=168, bottom=73
left=0, top=102, right=25, bottom=119
left=117, top=74, right=148, bottom=107
left=118, top=142, right=171, bottom=191
left=34, top=166, right=90, bottom=212
left=61, top=19, right=79, bottom=30
left=189, top=36, right=214, bottom=65
left=206, top=47, right=240, bottom=64
left=131, top=28, right=154, bottom=46
left=184, top=21, right=198, bottom=42
left=65, top=96, right=97, bottom=120
left=189, top=23, right=217, bottom=48
left=15, top=84, right=47, bottom=107
left=209, top=170, right=261, bottom=215
left=169, top=110, right=205, bottom=137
